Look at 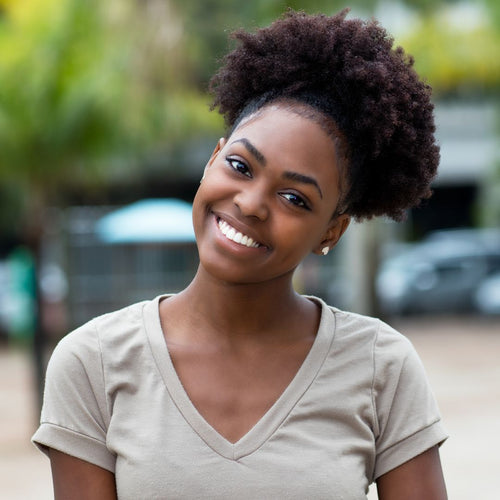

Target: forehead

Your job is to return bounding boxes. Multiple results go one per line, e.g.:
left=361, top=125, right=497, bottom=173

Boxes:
left=229, top=105, right=338, bottom=165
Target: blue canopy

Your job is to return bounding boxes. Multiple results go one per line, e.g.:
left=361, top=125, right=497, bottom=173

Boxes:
left=95, top=199, right=196, bottom=244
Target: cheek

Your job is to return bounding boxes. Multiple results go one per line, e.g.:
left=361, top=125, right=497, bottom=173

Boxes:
left=274, top=218, right=325, bottom=258
left=193, top=171, right=219, bottom=209
left=191, top=186, right=210, bottom=238
left=191, top=174, right=228, bottom=235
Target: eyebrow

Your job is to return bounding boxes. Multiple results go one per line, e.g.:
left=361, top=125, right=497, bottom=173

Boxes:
left=230, top=137, right=323, bottom=199
left=282, top=171, right=323, bottom=199
left=230, top=138, right=267, bottom=165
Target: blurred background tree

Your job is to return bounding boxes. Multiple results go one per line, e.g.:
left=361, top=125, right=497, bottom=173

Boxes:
left=0, top=0, right=129, bottom=241
left=390, top=1, right=499, bottom=227
left=0, top=0, right=221, bottom=244
left=397, top=1, right=500, bottom=97
left=0, top=0, right=135, bottom=399
left=476, top=0, right=500, bottom=227
left=172, top=0, right=379, bottom=87
left=0, top=0, right=221, bottom=401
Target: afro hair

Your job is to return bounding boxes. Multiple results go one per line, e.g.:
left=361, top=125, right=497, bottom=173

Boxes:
left=209, top=9, right=440, bottom=221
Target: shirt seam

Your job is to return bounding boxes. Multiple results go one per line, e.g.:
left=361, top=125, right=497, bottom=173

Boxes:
left=375, top=416, right=443, bottom=457
left=371, top=321, right=381, bottom=438
left=38, top=421, right=108, bottom=446
left=369, top=319, right=381, bottom=483
left=93, top=319, right=112, bottom=428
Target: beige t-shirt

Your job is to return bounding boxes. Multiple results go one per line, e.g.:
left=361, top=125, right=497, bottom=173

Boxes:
left=33, top=295, right=447, bottom=499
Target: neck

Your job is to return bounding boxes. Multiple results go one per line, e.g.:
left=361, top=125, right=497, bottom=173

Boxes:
left=174, top=265, right=312, bottom=341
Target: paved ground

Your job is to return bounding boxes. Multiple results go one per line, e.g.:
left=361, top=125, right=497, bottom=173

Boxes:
left=1, top=314, right=499, bottom=499
left=0, top=344, right=52, bottom=500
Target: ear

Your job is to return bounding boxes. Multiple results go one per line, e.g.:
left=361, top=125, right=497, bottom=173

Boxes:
left=200, top=138, right=226, bottom=182
left=313, top=214, right=351, bottom=256
left=207, top=137, right=226, bottom=167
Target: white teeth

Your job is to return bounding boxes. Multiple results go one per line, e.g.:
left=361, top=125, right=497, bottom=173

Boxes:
left=217, top=218, right=260, bottom=248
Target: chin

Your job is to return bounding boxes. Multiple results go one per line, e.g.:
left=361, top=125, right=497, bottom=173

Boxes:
left=200, top=255, right=296, bottom=288
left=200, top=259, right=258, bottom=286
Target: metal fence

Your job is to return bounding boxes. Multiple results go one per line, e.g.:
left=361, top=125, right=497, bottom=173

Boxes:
left=45, top=206, right=198, bottom=330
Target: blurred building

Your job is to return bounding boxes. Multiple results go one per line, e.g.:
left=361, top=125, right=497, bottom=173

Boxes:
left=410, top=100, right=498, bottom=235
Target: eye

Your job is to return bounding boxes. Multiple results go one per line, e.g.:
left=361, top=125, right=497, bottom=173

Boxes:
left=280, top=192, right=311, bottom=210
left=226, top=157, right=251, bottom=177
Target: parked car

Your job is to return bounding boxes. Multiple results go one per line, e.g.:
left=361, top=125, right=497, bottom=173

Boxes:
left=376, top=228, right=500, bottom=315
left=474, top=272, right=500, bottom=315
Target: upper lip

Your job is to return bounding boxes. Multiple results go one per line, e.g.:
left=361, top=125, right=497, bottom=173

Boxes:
left=213, top=212, right=270, bottom=249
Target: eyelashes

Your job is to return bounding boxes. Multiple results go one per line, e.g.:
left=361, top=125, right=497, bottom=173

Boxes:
left=225, top=156, right=311, bottom=210
left=227, top=157, right=251, bottom=177
left=280, top=192, right=310, bottom=209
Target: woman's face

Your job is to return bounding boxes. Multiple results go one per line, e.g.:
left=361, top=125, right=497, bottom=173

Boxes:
left=192, top=105, right=349, bottom=286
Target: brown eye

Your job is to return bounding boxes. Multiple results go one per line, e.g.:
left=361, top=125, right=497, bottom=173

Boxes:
left=227, top=157, right=251, bottom=177
left=280, top=192, right=310, bottom=210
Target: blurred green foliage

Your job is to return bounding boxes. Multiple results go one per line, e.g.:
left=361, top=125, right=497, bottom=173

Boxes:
left=397, top=5, right=500, bottom=97
left=0, top=0, right=131, bottom=189
left=176, top=0, right=500, bottom=98
left=0, top=0, right=221, bottom=221
left=172, top=0, right=379, bottom=87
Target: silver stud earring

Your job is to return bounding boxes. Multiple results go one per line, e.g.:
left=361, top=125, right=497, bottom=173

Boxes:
left=321, top=246, right=329, bottom=256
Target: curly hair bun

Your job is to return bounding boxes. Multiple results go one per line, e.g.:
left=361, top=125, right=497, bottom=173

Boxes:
left=209, top=9, right=440, bottom=221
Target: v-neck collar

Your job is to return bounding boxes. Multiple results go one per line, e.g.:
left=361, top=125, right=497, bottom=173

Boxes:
left=143, top=294, right=336, bottom=461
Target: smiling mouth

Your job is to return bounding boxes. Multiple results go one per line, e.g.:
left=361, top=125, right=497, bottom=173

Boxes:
left=217, top=217, right=262, bottom=248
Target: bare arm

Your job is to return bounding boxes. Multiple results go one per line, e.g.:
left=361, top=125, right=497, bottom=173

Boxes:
left=376, top=446, right=447, bottom=500
left=49, top=448, right=117, bottom=500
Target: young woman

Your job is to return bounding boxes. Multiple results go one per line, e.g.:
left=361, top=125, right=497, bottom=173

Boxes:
left=33, top=9, right=448, bottom=499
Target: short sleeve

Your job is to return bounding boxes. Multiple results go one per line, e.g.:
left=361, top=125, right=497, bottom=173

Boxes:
left=372, top=321, right=448, bottom=480
left=31, top=320, right=115, bottom=472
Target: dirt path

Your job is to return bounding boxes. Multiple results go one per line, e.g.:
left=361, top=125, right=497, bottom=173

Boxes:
left=391, top=316, right=500, bottom=500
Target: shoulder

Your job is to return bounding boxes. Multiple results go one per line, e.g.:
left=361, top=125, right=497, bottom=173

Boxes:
left=313, top=294, right=409, bottom=351
left=313, top=296, right=418, bottom=377
left=93, top=299, right=151, bottom=336
left=328, top=302, right=414, bottom=357
left=323, top=304, right=434, bottom=401
left=49, top=298, right=155, bottom=372
left=315, top=298, right=447, bottom=479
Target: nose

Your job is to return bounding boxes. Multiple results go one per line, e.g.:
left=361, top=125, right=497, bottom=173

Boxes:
left=233, top=184, right=269, bottom=221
